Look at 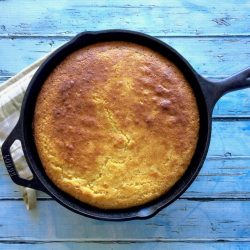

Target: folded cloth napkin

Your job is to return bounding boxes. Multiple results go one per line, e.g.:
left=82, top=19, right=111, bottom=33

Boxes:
left=0, top=53, right=51, bottom=210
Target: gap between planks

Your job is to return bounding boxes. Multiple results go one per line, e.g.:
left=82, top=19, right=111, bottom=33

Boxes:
left=1, top=238, right=250, bottom=243
left=0, top=34, right=250, bottom=39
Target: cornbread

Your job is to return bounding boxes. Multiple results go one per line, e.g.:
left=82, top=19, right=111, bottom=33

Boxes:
left=33, top=41, right=199, bottom=209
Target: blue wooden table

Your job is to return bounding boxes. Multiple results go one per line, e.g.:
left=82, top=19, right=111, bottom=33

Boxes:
left=0, top=1, right=250, bottom=249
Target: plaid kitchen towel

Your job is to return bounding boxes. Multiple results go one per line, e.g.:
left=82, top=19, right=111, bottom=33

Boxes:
left=0, top=53, right=51, bottom=210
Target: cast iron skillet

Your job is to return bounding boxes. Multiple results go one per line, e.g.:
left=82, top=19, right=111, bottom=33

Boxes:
left=1, top=30, right=250, bottom=220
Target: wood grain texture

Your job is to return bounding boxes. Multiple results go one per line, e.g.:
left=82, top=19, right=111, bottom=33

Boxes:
left=0, top=199, right=249, bottom=240
left=1, top=37, right=250, bottom=78
left=0, top=0, right=249, bottom=36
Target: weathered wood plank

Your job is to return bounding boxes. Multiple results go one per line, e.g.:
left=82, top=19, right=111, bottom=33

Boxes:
left=0, top=37, right=250, bottom=118
left=0, top=199, right=249, bottom=240
left=208, top=121, right=250, bottom=157
left=183, top=158, right=250, bottom=199
left=0, top=1, right=249, bottom=36
left=1, top=121, right=250, bottom=199
left=1, top=37, right=250, bottom=78
left=0, top=242, right=250, bottom=250
left=213, top=90, right=250, bottom=118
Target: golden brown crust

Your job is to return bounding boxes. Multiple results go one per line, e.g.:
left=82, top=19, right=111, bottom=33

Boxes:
left=33, top=41, right=199, bottom=209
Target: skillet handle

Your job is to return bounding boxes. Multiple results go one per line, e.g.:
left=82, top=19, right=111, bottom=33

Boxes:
left=200, top=67, right=250, bottom=110
left=1, top=122, right=44, bottom=191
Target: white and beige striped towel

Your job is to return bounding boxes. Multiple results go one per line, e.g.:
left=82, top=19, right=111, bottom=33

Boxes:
left=0, top=53, right=54, bottom=210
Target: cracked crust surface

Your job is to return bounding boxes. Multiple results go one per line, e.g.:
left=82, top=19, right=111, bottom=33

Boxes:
left=33, top=41, right=199, bottom=209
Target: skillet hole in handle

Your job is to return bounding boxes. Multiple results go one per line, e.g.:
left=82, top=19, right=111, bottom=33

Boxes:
left=1, top=122, right=44, bottom=192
